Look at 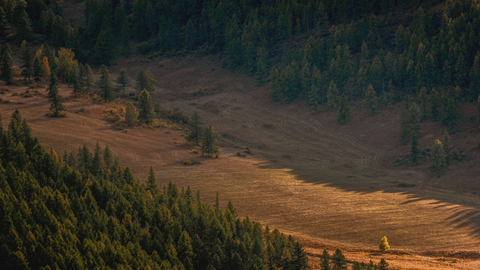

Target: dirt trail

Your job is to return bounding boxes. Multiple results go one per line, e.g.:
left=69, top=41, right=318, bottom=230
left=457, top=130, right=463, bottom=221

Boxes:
left=2, top=55, right=480, bottom=268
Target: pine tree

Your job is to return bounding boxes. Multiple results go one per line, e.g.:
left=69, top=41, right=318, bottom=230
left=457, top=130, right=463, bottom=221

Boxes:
left=125, top=103, right=137, bottom=126
left=430, top=139, right=447, bottom=177
left=0, top=8, right=10, bottom=36
left=331, top=248, right=347, bottom=270
left=138, top=89, right=155, bottom=124
left=136, top=68, right=156, bottom=92
left=146, top=166, right=157, bottom=192
left=291, top=242, right=309, bottom=270
left=42, top=56, right=50, bottom=78
left=418, top=86, right=428, bottom=119
left=48, top=72, right=65, bottom=117
left=121, top=20, right=131, bottom=56
left=201, top=125, right=218, bottom=157
left=377, top=258, right=389, bottom=270
left=338, top=93, right=349, bottom=124
left=187, top=111, right=205, bottom=146
left=103, top=144, right=113, bottom=169
left=20, top=40, right=33, bottom=81
left=1, top=46, right=14, bottom=84
left=70, top=66, right=80, bottom=98
left=430, top=88, right=440, bottom=121
left=470, top=52, right=480, bottom=99
left=33, top=56, right=42, bottom=81
left=443, top=131, right=451, bottom=165
left=379, top=236, right=390, bottom=251
left=16, top=11, right=32, bottom=41
left=320, top=249, right=331, bottom=270
left=327, top=81, right=339, bottom=110
left=478, top=95, right=480, bottom=126
left=84, top=64, right=94, bottom=91
left=410, top=132, right=420, bottom=165
left=94, top=29, right=114, bottom=65
left=99, top=65, right=113, bottom=102
left=400, top=102, right=420, bottom=144
left=363, top=84, right=378, bottom=115
left=91, top=141, right=104, bottom=174
left=116, top=69, right=130, bottom=95
left=442, top=88, right=459, bottom=131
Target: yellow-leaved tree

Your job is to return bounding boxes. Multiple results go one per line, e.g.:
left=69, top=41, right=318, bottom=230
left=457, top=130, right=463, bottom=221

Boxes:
left=379, top=236, right=390, bottom=251
left=55, top=48, right=78, bottom=81
left=42, top=57, right=50, bottom=78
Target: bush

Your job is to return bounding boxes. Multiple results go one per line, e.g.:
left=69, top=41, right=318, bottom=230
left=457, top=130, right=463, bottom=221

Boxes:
left=244, top=148, right=252, bottom=154
left=451, top=149, right=460, bottom=160
left=115, top=121, right=124, bottom=130
left=183, top=159, right=200, bottom=165
left=192, top=149, right=198, bottom=154
left=138, top=42, right=151, bottom=54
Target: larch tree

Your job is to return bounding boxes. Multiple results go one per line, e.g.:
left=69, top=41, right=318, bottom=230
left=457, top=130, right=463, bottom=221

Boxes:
left=42, top=56, right=50, bottom=78
left=20, top=40, right=33, bottom=81
left=136, top=68, right=156, bottom=92
left=1, top=46, right=14, bottom=84
left=48, top=72, right=65, bottom=117
left=201, top=125, right=218, bottom=157
left=55, top=48, right=78, bottom=82
left=187, top=111, right=205, bottom=146
left=430, top=139, right=447, bottom=177
left=379, top=236, right=390, bottom=251
left=32, top=56, right=42, bottom=81
left=337, top=93, right=349, bottom=124
left=125, top=103, right=137, bottom=126
left=138, top=89, right=155, bottom=124
left=116, top=69, right=130, bottom=94
left=363, top=84, right=378, bottom=116
left=99, top=64, right=114, bottom=102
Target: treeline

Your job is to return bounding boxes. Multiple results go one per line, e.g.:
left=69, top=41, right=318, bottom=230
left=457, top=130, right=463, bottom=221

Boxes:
left=0, top=109, right=312, bottom=270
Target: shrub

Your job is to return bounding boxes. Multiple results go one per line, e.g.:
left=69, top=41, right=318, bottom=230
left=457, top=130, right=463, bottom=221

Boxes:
left=138, top=42, right=151, bottom=54
left=115, top=121, right=124, bottom=130
left=236, top=152, right=242, bottom=156
left=244, top=148, right=252, bottom=154
left=192, top=149, right=198, bottom=154
left=451, top=149, right=460, bottom=160
left=183, top=159, right=200, bottom=165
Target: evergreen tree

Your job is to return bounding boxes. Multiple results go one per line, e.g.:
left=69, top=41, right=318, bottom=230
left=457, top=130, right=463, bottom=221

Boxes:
left=400, top=102, right=420, bottom=144
left=379, top=236, right=390, bottom=251
left=84, top=64, right=94, bottom=91
left=99, top=65, right=114, bottom=102
left=478, top=95, right=480, bottom=126
left=70, top=66, right=80, bottom=98
left=418, top=87, right=428, bottom=119
left=116, top=69, right=130, bottom=94
left=94, top=29, right=114, bottom=65
left=201, top=125, right=218, bottom=157
left=410, top=132, right=420, bottom=165
left=442, top=88, right=459, bottom=131
left=91, top=141, right=104, bottom=174
left=337, top=93, right=349, bottom=124
left=125, top=103, right=137, bottom=126
left=32, top=56, right=42, bottom=81
left=320, top=249, right=331, bottom=270
left=291, top=242, right=309, bottom=270
left=136, top=68, right=156, bottom=92
left=0, top=8, right=10, bottom=36
left=331, top=248, right=347, bottom=270
left=48, top=72, right=65, bottom=117
left=430, top=139, right=447, bottom=177
left=121, top=20, right=131, bottom=56
left=103, top=144, right=113, bottom=169
left=146, top=166, right=157, bottom=192
left=363, top=84, right=378, bottom=115
left=20, top=40, right=33, bottom=81
left=377, top=258, right=389, bottom=270
left=327, top=81, right=339, bottom=110
left=470, top=52, right=480, bottom=99
left=430, top=88, right=440, bottom=121
left=16, top=11, right=32, bottom=41
left=187, top=111, right=205, bottom=146
left=1, top=46, right=14, bottom=84
left=443, top=131, right=451, bottom=165
left=138, top=89, right=155, bottom=124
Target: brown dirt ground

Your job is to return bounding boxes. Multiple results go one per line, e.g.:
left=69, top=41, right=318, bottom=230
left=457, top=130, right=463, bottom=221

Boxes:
left=2, top=48, right=480, bottom=269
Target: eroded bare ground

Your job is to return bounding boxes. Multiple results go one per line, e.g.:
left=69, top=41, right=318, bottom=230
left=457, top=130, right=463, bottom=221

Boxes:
left=2, top=53, right=480, bottom=269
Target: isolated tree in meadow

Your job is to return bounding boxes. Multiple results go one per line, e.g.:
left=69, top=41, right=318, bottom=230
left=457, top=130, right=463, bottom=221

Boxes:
left=338, top=93, right=349, bottom=124
left=42, top=56, right=50, bottom=78
left=430, top=139, right=447, bottom=177
left=379, top=236, right=390, bottom=251
left=138, top=89, right=155, bottom=124
left=201, top=125, right=218, bottom=157
left=116, top=69, right=130, bottom=94
left=125, top=103, right=137, bottom=126
left=187, top=111, right=205, bottom=146
left=1, top=46, right=14, bottom=84
left=377, top=258, right=389, bottom=270
left=363, top=84, right=378, bottom=115
left=48, top=72, right=65, bottom=117
left=443, top=131, right=451, bottom=165
left=410, top=132, right=420, bottom=165
left=33, top=56, right=42, bottom=81
left=331, top=248, right=347, bottom=270
left=103, top=144, right=113, bottom=169
left=327, top=80, right=339, bottom=110
left=136, top=68, right=156, bottom=92
left=20, top=40, right=33, bottom=81
left=99, top=64, right=114, bottom=102
left=320, top=249, right=331, bottom=270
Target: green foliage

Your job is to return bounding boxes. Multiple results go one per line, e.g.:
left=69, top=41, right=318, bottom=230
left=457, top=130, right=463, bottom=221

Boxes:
left=430, top=139, right=447, bottom=177
left=400, top=102, right=420, bottom=144
left=136, top=68, right=156, bottom=92
left=478, top=95, right=480, bottom=126
left=327, top=81, right=339, bottom=110
left=0, top=7, right=9, bottom=36
left=16, top=11, right=32, bottom=41
left=442, top=87, right=459, bottom=131
left=1, top=44, right=14, bottom=84
left=363, top=84, right=378, bottom=116
left=116, top=69, right=130, bottom=94
left=443, top=131, right=451, bottom=165
left=201, top=125, right=218, bottom=157
left=187, top=111, right=204, bottom=146
left=138, top=89, right=155, bottom=124
left=98, top=64, right=113, bottom=102
left=331, top=248, right=347, bottom=270
left=337, top=93, right=349, bottom=124
left=32, top=56, right=42, bottom=82
left=146, top=166, right=157, bottom=192
left=103, top=144, right=113, bottom=169
left=20, top=40, right=33, bottom=81
left=84, top=64, right=94, bottom=91
left=125, top=103, right=137, bottom=126
left=430, top=88, right=440, bottom=121
left=47, top=72, right=65, bottom=117
left=320, top=249, right=331, bottom=270
left=378, top=258, right=389, bottom=270
left=410, top=132, right=420, bottom=165
left=379, top=236, right=390, bottom=251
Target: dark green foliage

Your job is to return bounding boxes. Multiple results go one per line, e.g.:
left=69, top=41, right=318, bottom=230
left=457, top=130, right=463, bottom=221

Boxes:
left=136, top=68, right=155, bottom=92
left=201, top=125, right=218, bottom=157
left=410, top=132, right=419, bottom=165
left=338, top=93, right=349, bottom=124
left=430, top=88, right=440, bottom=121
left=443, top=131, right=451, bottom=165
left=32, top=56, right=42, bottom=82
left=47, top=72, right=65, bottom=117
left=1, top=45, right=14, bottom=84
left=320, top=249, right=331, bottom=270
left=378, top=258, right=389, bottom=270
left=363, top=84, right=378, bottom=116
left=84, top=64, right=94, bottom=91
left=146, top=166, right=157, bottom=193
left=116, top=69, right=130, bottom=94
left=103, top=144, right=113, bottom=169
left=16, top=11, right=32, bottom=41
left=99, top=64, right=114, bottom=102
left=442, top=87, right=459, bottom=131
left=138, top=89, right=155, bottom=124
left=290, top=241, right=309, bottom=270
left=400, top=102, right=420, bottom=144
left=187, top=111, right=204, bottom=146
left=94, top=24, right=115, bottom=66
left=331, top=248, right=347, bottom=270
left=0, top=8, right=9, bottom=36
left=478, top=95, right=480, bottom=126
left=430, top=139, right=447, bottom=177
